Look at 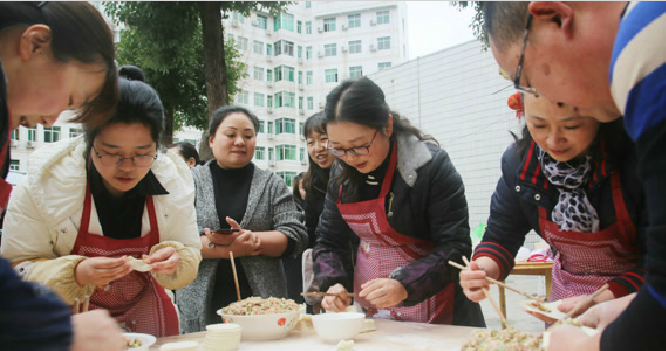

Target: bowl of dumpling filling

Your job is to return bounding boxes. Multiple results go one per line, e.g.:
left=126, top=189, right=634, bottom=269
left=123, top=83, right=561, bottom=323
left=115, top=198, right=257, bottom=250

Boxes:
left=217, top=297, right=302, bottom=341
left=122, top=332, right=156, bottom=351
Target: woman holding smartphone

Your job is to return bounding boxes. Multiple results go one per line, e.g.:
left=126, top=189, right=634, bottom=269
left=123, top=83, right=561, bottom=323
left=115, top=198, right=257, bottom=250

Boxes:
left=176, top=106, right=307, bottom=333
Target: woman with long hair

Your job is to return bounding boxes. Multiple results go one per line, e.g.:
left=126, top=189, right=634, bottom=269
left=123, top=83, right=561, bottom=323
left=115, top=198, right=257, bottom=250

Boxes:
left=313, top=77, right=484, bottom=326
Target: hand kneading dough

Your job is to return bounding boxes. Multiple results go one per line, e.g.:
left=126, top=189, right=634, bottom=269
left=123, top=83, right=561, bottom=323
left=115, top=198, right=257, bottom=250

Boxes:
left=126, top=256, right=153, bottom=272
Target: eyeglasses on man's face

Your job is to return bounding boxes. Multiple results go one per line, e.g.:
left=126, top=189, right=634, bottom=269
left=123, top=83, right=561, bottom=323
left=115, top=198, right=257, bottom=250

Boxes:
left=92, top=145, right=157, bottom=167
left=514, top=13, right=540, bottom=97
left=326, top=130, right=379, bottom=157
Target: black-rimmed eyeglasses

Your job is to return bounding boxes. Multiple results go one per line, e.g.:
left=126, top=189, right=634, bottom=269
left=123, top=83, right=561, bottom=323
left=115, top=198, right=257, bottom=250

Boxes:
left=92, top=145, right=157, bottom=167
left=514, top=13, right=540, bottom=96
left=326, top=130, right=378, bottom=157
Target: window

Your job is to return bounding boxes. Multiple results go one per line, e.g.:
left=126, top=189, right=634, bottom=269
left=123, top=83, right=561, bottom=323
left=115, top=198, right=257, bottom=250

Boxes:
left=307, top=97, right=314, bottom=110
left=277, top=171, right=298, bottom=186
left=10, top=159, right=19, bottom=171
left=274, top=91, right=295, bottom=108
left=267, top=69, right=273, bottom=82
left=377, top=36, right=390, bottom=50
left=268, top=147, right=274, bottom=160
left=253, top=40, right=264, bottom=54
left=299, top=123, right=304, bottom=136
left=306, top=46, right=313, bottom=59
left=267, top=95, right=273, bottom=108
left=298, top=97, right=303, bottom=109
left=257, top=14, right=267, bottom=29
left=255, top=146, right=265, bottom=160
left=237, top=36, right=248, bottom=50
left=305, top=21, right=312, bottom=34
left=28, top=127, right=36, bottom=141
left=348, top=14, right=361, bottom=28
left=274, top=65, right=295, bottom=82
left=349, top=40, right=361, bottom=54
left=305, top=1, right=311, bottom=8
left=298, top=70, right=303, bottom=84
left=324, top=43, right=336, bottom=56
left=238, top=90, right=249, bottom=104
left=349, top=66, right=363, bottom=78
left=267, top=122, right=274, bottom=134
left=300, top=147, right=306, bottom=161
left=276, top=145, right=297, bottom=161
left=43, top=126, right=61, bottom=143
left=378, top=62, right=392, bottom=70
left=273, top=40, right=293, bottom=56
left=306, top=71, right=313, bottom=84
left=258, top=120, right=265, bottom=133
left=323, top=18, right=336, bottom=32
left=69, top=128, right=84, bottom=138
left=253, top=67, right=265, bottom=81
left=377, top=11, right=389, bottom=25
left=285, top=118, right=295, bottom=133
left=185, top=139, right=198, bottom=146
left=298, top=46, right=302, bottom=58
left=11, top=129, right=18, bottom=140
left=232, top=12, right=245, bottom=24
left=325, top=69, right=338, bottom=83
left=254, top=92, right=265, bottom=107
left=297, top=20, right=302, bottom=33
left=274, top=13, right=294, bottom=32
left=266, top=43, right=273, bottom=56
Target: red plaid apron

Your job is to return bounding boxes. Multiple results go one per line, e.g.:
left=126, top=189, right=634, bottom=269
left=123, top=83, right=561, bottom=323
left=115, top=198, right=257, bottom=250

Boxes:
left=336, top=143, right=454, bottom=324
left=71, top=182, right=179, bottom=337
left=539, top=171, right=640, bottom=301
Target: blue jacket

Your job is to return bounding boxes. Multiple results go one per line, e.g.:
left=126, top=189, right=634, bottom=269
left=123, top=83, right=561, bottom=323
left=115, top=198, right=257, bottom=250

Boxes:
left=474, top=119, right=647, bottom=297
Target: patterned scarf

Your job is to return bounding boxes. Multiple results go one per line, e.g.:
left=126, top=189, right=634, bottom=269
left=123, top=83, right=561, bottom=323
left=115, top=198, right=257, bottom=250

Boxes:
left=538, top=146, right=600, bottom=233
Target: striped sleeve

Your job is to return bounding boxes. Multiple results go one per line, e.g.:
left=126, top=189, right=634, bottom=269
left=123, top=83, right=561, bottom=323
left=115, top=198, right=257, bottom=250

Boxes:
left=610, top=1, right=666, bottom=141
left=608, top=267, right=646, bottom=297
left=473, top=242, right=514, bottom=280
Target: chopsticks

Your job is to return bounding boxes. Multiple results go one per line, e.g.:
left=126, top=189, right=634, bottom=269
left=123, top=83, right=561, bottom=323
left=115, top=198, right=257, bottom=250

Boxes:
left=449, top=260, right=544, bottom=303
left=543, top=284, right=609, bottom=334
left=229, top=251, right=241, bottom=302
left=460, top=257, right=508, bottom=328
left=300, top=292, right=356, bottom=297
left=72, top=296, right=90, bottom=314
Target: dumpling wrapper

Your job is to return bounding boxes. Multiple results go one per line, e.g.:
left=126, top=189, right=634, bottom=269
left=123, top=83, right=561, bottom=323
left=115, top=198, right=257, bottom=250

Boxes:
left=126, top=256, right=153, bottom=272
left=543, top=325, right=597, bottom=347
left=523, top=299, right=567, bottom=320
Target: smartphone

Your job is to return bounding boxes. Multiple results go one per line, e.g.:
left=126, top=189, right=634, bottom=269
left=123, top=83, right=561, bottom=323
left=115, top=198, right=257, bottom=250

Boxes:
left=214, top=229, right=240, bottom=235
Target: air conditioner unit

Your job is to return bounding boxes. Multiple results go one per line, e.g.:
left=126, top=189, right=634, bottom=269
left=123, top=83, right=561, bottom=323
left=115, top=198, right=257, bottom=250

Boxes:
left=370, top=19, right=376, bottom=26
left=27, top=141, right=35, bottom=149
left=268, top=159, right=276, bottom=166
left=252, top=19, right=258, bottom=26
left=267, top=133, right=274, bottom=140
left=10, top=139, right=18, bottom=148
left=266, top=29, right=272, bottom=36
left=266, top=55, right=273, bottom=62
left=298, top=84, right=304, bottom=90
left=266, top=81, right=273, bottom=88
left=369, top=44, right=376, bottom=52
left=318, top=27, right=323, bottom=33
left=267, top=108, right=273, bottom=114
left=298, top=57, right=304, bottom=65
left=341, top=46, right=348, bottom=53
left=341, top=24, right=348, bottom=31
left=300, top=158, right=308, bottom=165
left=300, top=134, right=306, bottom=141
left=318, top=51, right=324, bottom=58
left=232, top=19, right=239, bottom=27
left=299, top=109, right=305, bottom=115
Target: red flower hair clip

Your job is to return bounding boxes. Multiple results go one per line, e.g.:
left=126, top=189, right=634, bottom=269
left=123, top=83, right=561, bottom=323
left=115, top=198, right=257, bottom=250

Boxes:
left=507, top=93, right=525, bottom=119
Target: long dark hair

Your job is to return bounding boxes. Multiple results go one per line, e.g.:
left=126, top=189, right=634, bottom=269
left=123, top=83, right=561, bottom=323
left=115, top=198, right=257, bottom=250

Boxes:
left=0, top=1, right=118, bottom=127
left=302, top=112, right=331, bottom=195
left=325, top=77, right=437, bottom=202
left=292, top=172, right=306, bottom=206
left=169, top=142, right=201, bottom=165
left=85, top=66, right=163, bottom=158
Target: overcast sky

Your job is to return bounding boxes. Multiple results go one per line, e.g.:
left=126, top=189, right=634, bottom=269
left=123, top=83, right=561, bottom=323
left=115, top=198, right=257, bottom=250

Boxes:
left=406, top=1, right=478, bottom=59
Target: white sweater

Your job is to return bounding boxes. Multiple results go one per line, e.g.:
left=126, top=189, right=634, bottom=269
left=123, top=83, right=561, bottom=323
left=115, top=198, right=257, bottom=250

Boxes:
left=0, top=137, right=202, bottom=303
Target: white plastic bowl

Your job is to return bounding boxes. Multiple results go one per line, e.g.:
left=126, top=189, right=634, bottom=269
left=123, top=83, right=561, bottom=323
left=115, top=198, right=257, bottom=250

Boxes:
left=311, top=312, right=365, bottom=341
left=123, top=332, right=157, bottom=351
left=217, top=309, right=301, bottom=341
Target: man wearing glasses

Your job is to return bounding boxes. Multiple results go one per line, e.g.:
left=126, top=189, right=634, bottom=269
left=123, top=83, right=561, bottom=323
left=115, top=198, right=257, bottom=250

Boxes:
left=480, top=2, right=666, bottom=350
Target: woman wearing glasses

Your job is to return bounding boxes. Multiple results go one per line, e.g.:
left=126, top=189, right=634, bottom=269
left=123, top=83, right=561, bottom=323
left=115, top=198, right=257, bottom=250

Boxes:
left=0, top=67, right=202, bottom=337
left=313, top=77, right=484, bottom=326
left=176, top=106, right=307, bottom=333
left=460, top=94, right=646, bottom=321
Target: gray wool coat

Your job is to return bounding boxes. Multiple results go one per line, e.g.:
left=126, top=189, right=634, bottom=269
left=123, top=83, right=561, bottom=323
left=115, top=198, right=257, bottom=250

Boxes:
left=176, top=161, right=307, bottom=333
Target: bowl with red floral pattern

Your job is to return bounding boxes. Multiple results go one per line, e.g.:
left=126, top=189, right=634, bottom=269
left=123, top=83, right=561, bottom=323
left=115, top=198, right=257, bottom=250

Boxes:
left=217, top=297, right=302, bottom=341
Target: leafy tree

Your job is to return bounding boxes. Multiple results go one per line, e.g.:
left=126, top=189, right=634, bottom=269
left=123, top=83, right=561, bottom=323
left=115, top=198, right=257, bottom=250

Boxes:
left=452, top=1, right=486, bottom=48
left=104, top=1, right=287, bottom=154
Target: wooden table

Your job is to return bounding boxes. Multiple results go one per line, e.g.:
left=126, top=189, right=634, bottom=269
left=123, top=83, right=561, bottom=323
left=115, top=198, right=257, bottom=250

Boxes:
left=498, top=261, right=553, bottom=324
left=150, top=319, right=479, bottom=351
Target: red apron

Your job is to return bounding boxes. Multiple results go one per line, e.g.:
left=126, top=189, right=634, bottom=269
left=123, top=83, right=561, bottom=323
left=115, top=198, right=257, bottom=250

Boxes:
left=539, top=171, right=640, bottom=301
left=0, top=110, right=13, bottom=209
left=71, top=182, right=179, bottom=337
left=336, top=143, right=455, bottom=324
